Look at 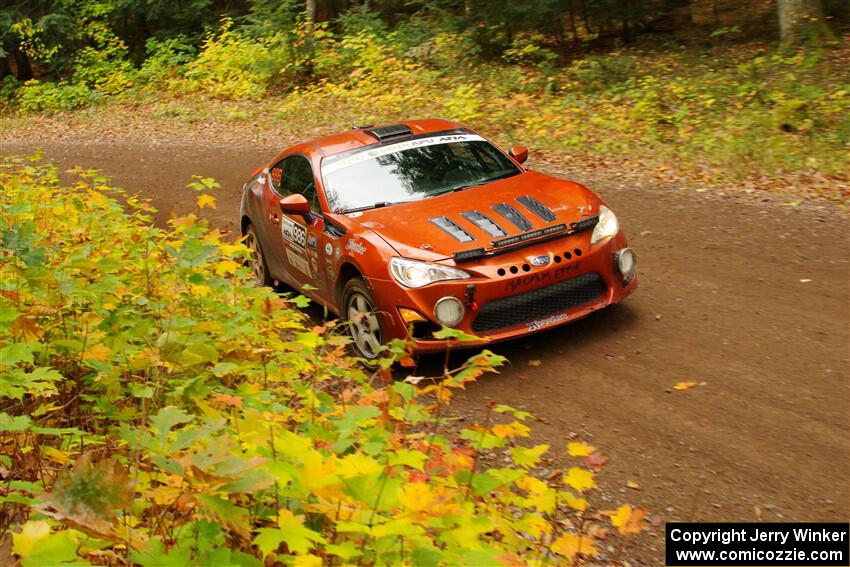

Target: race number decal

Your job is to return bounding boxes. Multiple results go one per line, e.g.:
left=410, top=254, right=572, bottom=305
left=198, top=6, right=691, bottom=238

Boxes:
left=282, top=217, right=307, bottom=251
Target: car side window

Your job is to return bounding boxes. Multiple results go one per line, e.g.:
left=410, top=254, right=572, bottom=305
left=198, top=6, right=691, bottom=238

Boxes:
left=281, top=155, right=320, bottom=211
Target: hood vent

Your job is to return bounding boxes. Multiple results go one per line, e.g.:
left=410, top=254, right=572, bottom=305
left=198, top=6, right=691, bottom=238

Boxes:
left=492, top=203, right=533, bottom=232
left=461, top=211, right=507, bottom=237
left=430, top=216, right=474, bottom=242
left=516, top=195, right=556, bottom=222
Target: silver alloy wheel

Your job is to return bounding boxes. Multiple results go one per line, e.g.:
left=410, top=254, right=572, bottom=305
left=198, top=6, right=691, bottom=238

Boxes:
left=244, top=230, right=266, bottom=286
left=346, top=292, right=382, bottom=358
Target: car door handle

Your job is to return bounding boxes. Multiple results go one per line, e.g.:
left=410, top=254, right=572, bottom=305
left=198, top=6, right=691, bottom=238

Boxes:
left=270, top=213, right=280, bottom=225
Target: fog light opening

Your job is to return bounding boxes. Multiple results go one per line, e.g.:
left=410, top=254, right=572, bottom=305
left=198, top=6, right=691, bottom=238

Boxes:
left=616, top=248, right=637, bottom=282
left=434, top=296, right=465, bottom=327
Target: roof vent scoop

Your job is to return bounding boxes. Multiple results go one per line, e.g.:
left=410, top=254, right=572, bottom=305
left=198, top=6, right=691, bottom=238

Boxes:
left=363, top=124, right=413, bottom=142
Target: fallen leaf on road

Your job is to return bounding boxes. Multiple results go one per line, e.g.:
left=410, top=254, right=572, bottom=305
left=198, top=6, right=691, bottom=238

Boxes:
left=607, top=504, right=647, bottom=535
left=627, top=480, right=641, bottom=490
left=673, top=381, right=705, bottom=390
left=655, top=314, right=662, bottom=321
left=799, top=278, right=812, bottom=283
left=528, top=359, right=542, bottom=367
left=583, top=451, right=609, bottom=472
left=567, top=442, right=597, bottom=457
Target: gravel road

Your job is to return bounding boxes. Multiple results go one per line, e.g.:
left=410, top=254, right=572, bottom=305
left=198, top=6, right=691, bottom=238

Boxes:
left=3, top=137, right=848, bottom=563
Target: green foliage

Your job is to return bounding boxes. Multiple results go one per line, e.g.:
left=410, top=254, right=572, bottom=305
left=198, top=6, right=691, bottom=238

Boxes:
left=1, top=158, right=640, bottom=565
left=15, top=79, right=94, bottom=112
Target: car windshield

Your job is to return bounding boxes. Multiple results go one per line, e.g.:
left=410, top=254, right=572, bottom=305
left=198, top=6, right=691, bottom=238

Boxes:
left=321, top=133, right=521, bottom=213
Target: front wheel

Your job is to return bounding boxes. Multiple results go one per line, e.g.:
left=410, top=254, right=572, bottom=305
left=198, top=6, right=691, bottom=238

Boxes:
left=343, top=278, right=383, bottom=359
left=244, top=225, right=272, bottom=287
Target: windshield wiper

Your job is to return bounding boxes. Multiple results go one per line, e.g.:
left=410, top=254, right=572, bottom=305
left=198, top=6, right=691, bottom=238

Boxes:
left=339, top=201, right=403, bottom=214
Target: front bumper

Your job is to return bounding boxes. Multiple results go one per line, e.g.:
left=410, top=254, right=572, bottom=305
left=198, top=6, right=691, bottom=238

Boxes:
left=368, top=230, right=638, bottom=353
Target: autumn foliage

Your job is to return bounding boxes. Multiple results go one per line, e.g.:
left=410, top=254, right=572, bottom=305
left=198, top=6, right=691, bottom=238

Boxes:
left=0, top=157, right=643, bottom=565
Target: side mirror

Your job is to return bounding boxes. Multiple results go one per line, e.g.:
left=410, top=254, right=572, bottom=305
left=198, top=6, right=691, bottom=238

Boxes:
left=279, top=194, right=311, bottom=216
left=509, top=145, right=529, bottom=164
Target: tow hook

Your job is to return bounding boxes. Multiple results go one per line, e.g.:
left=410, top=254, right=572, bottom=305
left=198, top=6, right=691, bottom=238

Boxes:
left=465, top=284, right=478, bottom=311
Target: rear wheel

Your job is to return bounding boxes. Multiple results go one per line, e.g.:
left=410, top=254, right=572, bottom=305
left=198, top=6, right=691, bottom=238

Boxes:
left=343, top=278, right=383, bottom=359
left=244, top=225, right=272, bottom=287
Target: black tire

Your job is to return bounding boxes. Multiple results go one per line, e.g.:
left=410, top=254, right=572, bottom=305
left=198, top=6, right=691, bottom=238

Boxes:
left=342, top=277, right=383, bottom=359
left=244, top=224, right=272, bottom=287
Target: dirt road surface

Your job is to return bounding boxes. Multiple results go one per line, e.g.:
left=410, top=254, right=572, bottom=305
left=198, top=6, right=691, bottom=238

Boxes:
left=3, top=140, right=849, bottom=563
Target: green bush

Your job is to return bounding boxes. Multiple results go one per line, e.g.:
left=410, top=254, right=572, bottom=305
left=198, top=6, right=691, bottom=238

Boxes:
left=0, top=158, right=641, bottom=566
left=15, top=80, right=95, bottom=112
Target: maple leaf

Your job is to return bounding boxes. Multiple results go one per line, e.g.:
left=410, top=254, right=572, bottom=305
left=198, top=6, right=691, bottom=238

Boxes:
left=213, top=393, right=242, bottom=408
left=563, top=490, right=589, bottom=512
left=36, top=453, right=134, bottom=541
left=563, top=467, right=596, bottom=492
left=12, top=520, right=51, bottom=557
left=551, top=533, right=599, bottom=559
left=254, top=510, right=326, bottom=556
left=583, top=451, right=609, bottom=472
left=196, top=194, right=217, bottom=209
left=608, top=504, right=647, bottom=535
left=567, top=441, right=597, bottom=457
left=82, top=343, right=113, bottom=362
left=492, top=421, right=531, bottom=439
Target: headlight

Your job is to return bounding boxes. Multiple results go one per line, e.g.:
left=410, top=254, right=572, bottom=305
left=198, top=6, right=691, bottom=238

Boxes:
left=590, top=205, right=619, bottom=245
left=390, top=257, right=470, bottom=288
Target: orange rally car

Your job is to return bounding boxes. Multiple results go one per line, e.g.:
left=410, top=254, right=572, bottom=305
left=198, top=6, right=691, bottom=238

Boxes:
left=240, top=119, right=637, bottom=358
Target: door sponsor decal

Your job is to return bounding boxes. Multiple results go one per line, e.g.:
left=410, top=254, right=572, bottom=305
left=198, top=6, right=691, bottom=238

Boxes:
left=282, top=217, right=307, bottom=251
left=345, top=238, right=366, bottom=255
left=286, top=249, right=311, bottom=277
left=325, top=243, right=333, bottom=255
left=307, top=234, right=317, bottom=249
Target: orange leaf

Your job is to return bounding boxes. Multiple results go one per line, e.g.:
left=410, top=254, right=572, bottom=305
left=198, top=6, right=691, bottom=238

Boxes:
left=551, top=533, right=599, bottom=559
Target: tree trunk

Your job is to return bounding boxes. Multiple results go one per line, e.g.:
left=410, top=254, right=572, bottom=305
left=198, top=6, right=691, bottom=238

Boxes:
left=778, top=0, right=826, bottom=46
left=12, top=48, right=33, bottom=81
left=1, top=56, right=12, bottom=80
left=306, top=0, right=318, bottom=22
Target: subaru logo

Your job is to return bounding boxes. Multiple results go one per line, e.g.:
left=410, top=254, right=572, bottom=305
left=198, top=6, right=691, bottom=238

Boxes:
left=530, top=255, right=550, bottom=267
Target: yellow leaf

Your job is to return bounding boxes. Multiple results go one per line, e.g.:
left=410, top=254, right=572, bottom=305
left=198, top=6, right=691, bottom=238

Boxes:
left=627, top=480, right=640, bottom=490
left=12, top=520, right=51, bottom=557
left=170, top=214, right=197, bottom=228
left=563, top=467, right=596, bottom=493
left=492, top=421, right=531, bottom=439
left=189, top=284, right=211, bottom=298
left=674, top=381, right=701, bottom=390
left=609, top=504, right=646, bottom=535
left=43, top=446, right=71, bottom=465
left=567, top=441, right=597, bottom=457
left=551, top=533, right=599, bottom=559
left=337, top=453, right=382, bottom=479
left=82, top=343, right=112, bottom=362
left=214, top=259, right=241, bottom=276
left=291, top=555, right=322, bottom=567
left=197, top=194, right=217, bottom=209
left=563, top=491, right=588, bottom=512
left=399, top=482, right=437, bottom=512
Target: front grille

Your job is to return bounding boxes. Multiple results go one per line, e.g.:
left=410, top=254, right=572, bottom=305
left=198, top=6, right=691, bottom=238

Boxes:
left=472, top=272, right=607, bottom=333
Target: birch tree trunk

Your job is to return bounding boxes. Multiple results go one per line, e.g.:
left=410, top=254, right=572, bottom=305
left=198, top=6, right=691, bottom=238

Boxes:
left=777, top=0, right=825, bottom=46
